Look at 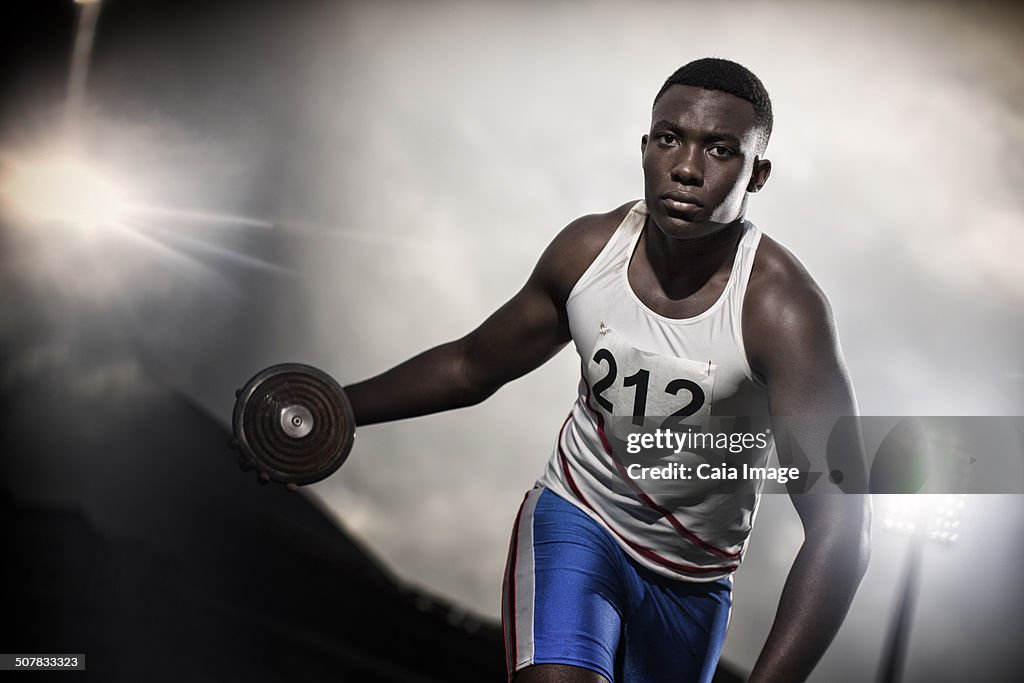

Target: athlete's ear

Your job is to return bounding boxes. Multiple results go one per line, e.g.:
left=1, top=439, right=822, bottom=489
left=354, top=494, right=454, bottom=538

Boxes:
left=747, top=156, right=772, bottom=193
left=641, top=134, right=649, bottom=156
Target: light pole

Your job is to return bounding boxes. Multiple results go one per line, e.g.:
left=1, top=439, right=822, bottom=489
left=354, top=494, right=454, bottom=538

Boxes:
left=876, top=494, right=966, bottom=683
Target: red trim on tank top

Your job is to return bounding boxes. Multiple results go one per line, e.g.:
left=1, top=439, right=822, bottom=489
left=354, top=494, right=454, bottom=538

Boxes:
left=580, top=384, right=741, bottom=560
left=556, top=414, right=738, bottom=576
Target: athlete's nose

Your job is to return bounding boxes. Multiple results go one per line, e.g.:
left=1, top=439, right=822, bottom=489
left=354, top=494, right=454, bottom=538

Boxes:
left=670, top=144, right=704, bottom=187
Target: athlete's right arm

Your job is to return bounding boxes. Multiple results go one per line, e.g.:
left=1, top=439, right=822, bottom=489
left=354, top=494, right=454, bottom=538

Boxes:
left=344, top=205, right=630, bottom=426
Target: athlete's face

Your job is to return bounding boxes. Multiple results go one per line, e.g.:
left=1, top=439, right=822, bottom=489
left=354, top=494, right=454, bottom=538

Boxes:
left=642, top=85, right=771, bottom=240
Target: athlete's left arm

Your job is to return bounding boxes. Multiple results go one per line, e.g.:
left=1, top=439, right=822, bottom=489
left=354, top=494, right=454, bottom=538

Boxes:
left=742, top=248, right=871, bottom=683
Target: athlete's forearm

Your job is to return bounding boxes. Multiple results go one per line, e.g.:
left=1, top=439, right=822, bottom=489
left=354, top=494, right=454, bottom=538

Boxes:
left=747, top=498, right=870, bottom=683
left=344, top=338, right=496, bottom=426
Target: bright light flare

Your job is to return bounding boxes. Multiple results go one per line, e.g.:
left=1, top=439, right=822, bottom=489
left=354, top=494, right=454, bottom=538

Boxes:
left=0, top=150, right=294, bottom=285
left=0, top=155, right=132, bottom=231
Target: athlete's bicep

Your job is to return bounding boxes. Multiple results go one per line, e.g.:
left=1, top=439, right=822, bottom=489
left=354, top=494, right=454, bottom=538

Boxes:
left=458, top=218, right=595, bottom=393
left=748, top=279, right=868, bottom=502
left=457, top=206, right=628, bottom=396
left=459, top=266, right=571, bottom=393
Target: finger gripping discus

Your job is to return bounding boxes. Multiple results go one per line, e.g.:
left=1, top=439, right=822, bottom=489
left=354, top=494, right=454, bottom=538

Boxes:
left=232, top=363, right=355, bottom=485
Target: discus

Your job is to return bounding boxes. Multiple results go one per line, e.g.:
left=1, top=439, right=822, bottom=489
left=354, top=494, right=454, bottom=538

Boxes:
left=231, top=363, right=355, bottom=486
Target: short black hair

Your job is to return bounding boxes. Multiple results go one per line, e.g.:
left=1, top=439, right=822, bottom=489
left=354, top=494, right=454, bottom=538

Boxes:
left=655, top=58, right=773, bottom=153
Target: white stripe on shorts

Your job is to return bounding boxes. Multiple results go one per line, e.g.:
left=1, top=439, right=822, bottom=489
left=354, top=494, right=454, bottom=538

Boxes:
left=507, top=487, right=543, bottom=673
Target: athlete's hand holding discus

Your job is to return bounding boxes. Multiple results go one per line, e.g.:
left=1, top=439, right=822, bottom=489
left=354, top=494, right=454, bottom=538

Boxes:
left=230, top=363, right=356, bottom=490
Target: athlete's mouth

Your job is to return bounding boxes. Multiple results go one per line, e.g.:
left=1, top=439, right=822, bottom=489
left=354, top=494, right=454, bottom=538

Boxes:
left=655, top=191, right=704, bottom=215
left=659, top=191, right=700, bottom=206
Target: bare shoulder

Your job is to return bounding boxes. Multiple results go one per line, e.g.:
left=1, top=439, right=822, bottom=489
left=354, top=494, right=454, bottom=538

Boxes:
left=536, top=200, right=638, bottom=303
left=747, top=235, right=831, bottom=311
left=743, top=234, right=839, bottom=377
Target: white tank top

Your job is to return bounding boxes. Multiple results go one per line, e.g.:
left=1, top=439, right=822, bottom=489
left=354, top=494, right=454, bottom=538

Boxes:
left=536, top=200, right=773, bottom=582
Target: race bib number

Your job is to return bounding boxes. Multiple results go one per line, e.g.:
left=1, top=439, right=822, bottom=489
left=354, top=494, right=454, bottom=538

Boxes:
left=587, top=323, right=715, bottom=440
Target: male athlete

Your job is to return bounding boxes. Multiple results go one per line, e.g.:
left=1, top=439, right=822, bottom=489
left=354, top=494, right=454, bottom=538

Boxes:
left=343, top=59, right=871, bottom=682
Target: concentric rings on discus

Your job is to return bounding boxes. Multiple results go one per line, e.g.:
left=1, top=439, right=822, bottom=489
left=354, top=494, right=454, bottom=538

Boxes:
left=232, top=363, right=355, bottom=485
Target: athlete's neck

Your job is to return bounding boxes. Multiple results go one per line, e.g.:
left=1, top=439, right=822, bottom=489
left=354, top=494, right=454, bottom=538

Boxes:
left=641, top=217, right=745, bottom=300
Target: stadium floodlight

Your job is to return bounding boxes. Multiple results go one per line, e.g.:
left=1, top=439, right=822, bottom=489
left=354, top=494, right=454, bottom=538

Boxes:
left=881, top=494, right=966, bottom=546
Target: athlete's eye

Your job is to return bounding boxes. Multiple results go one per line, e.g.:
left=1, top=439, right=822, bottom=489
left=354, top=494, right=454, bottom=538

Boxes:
left=708, top=145, right=735, bottom=158
left=656, top=133, right=678, bottom=146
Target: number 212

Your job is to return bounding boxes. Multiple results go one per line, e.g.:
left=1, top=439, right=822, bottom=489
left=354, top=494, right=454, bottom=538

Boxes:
left=591, top=349, right=706, bottom=428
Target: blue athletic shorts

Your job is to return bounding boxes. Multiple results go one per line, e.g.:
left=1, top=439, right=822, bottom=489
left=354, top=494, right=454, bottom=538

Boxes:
left=502, top=487, right=732, bottom=683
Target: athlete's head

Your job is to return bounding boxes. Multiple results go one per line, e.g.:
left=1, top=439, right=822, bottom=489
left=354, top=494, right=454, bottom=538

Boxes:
left=642, top=58, right=773, bottom=239
left=655, top=59, right=773, bottom=154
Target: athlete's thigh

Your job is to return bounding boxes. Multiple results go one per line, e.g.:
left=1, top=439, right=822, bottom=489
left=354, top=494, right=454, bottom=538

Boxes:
left=503, top=488, right=627, bottom=682
left=513, top=663, right=610, bottom=683
left=616, top=568, right=732, bottom=683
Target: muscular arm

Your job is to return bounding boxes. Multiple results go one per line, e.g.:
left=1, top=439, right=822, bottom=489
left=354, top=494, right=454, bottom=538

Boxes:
left=344, top=205, right=630, bottom=426
left=743, top=240, right=871, bottom=683
left=344, top=257, right=568, bottom=425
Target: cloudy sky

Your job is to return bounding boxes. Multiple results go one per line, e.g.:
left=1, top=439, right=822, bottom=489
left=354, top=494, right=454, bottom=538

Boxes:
left=2, top=0, right=1022, bottom=680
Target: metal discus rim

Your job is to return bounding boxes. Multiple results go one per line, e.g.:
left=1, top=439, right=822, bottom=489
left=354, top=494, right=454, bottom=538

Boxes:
left=232, top=362, right=355, bottom=485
